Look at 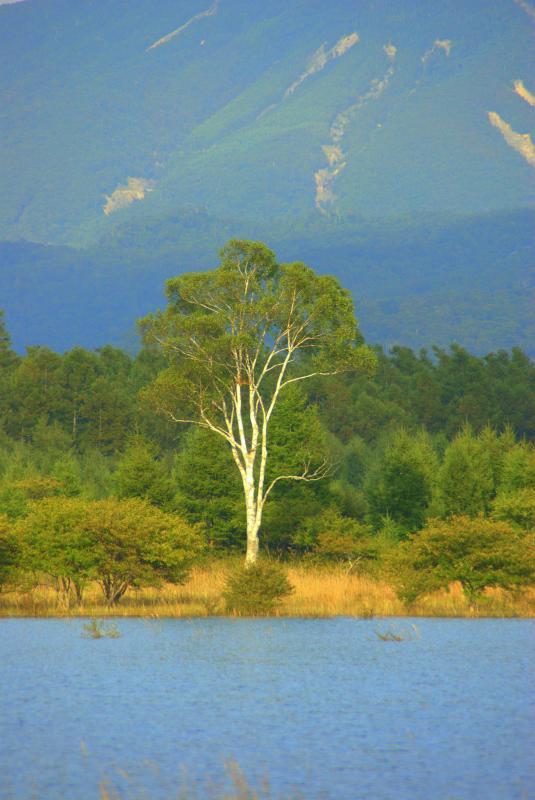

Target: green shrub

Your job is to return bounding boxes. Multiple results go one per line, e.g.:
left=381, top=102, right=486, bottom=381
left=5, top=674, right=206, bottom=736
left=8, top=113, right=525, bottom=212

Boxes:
left=492, top=488, right=535, bottom=531
left=388, top=515, right=535, bottom=604
left=306, top=509, right=377, bottom=568
left=223, top=560, right=294, bottom=615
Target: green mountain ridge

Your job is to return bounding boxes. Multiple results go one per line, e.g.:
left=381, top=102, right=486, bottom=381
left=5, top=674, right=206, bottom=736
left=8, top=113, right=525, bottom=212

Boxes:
left=1, top=0, right=534, bottom=243
left=0, top=1, right=533, bottom=354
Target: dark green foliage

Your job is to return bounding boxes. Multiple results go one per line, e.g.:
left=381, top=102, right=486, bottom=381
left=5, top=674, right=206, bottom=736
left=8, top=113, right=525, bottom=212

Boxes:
left=173, top=427, right=244, bottom=550
left=263, top=482, right=326, bottom=553
left=365, top=429, right=438, bottom=534
left=0, top=514, right=19, bottom=588
left=223, top=561, right=294, bottom=615
left=114, top=436, right=174, bottom=508
left=260, top=387, right=332, bottom=552
left=267, top=386, right=329, bottom=479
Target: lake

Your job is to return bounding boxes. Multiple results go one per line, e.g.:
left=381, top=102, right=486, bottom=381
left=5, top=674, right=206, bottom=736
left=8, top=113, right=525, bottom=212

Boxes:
left=0, top=618, right=533, bottom=799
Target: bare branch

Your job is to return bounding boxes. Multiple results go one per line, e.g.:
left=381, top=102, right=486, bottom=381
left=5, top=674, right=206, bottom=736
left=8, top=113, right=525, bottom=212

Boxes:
left=280, top=368, right=349, bottom=388
left=262, top=459, right=332, bottom=505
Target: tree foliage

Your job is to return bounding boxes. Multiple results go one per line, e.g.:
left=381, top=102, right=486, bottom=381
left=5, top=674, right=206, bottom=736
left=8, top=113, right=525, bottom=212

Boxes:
left=20, top=496, right=94, bottom=604
left=114, top=436, right=174, bottom=508
left=492, top=489, right=535, bottom=532
left=82, top=497, right=202, bottom=605
left=18, top=496, right=202, bottom=605
left=391, top=516, right=535, bottom=603
left=140, top=240, right=375, bottom=562
left=0, top=306, right=534, bottom=591
left=0, top=514, right=19, bottom=588
left=366, top=429, right=439, bottom=533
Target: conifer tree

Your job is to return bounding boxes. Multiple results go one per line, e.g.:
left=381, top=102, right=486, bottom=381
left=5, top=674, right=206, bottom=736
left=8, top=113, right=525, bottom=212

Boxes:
left=439, top=426, right=495, bottom=517
left=114, top=436, right=174, bottom=508
left=366, top=428, right=439, bottom=533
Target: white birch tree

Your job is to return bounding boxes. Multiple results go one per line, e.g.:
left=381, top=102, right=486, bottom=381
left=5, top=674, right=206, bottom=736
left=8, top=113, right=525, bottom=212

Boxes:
left=141, top=240, right=376, bottom=564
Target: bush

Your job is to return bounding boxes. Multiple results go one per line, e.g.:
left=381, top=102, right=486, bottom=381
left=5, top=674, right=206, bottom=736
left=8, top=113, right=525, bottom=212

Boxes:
left=389, top=515, right=535, bottom=604
left=492, top=488, right=535, bottom=531
left=305, top=509, right=377, bottom=568
left=223, top=560, right=294, bottom=615
left=19, top=496, right=94, bottom=605
left=83, top=497, right=203, bottom=605
left=19, top=496, right=203, bottom=606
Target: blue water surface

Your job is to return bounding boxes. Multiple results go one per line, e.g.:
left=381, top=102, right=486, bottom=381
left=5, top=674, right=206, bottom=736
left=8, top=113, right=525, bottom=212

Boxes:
left=0, top=617, right=533, bottom=800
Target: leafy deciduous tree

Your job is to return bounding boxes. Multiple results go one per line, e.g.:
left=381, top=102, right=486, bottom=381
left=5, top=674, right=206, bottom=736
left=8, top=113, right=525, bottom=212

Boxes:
left=19, top=496, right=93, bottom=605
left=84, top=497, right=202, bottom=605
left=391, top=515, right=534, bottom=603
left=141, top=240, right=375, bottom=563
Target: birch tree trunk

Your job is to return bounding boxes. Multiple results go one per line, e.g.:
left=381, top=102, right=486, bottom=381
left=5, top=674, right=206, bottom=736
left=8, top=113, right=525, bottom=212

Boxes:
left=244, top=463, right=260, bottom=564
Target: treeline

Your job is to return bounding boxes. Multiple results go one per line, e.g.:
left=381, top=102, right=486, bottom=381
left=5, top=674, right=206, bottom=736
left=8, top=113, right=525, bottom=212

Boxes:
left=1, top=308, right=534, bottom=561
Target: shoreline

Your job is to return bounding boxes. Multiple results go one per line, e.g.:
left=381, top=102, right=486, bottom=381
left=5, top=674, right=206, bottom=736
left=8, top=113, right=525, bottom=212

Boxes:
left=1, top=564, right=533, bottom=619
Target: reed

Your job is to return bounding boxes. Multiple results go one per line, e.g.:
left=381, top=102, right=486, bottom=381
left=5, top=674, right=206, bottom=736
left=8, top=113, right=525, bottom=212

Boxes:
left=0, top=563, right=533, bottom=618
left=98, top=759, right=299, bottom=800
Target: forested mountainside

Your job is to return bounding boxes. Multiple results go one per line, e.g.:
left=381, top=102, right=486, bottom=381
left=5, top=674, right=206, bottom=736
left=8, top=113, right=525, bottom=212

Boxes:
left=0, top=1, right=533, bottom=354
left=0, top=0, right=533, bottom=243
left=1, top=210, right=533, bottom=355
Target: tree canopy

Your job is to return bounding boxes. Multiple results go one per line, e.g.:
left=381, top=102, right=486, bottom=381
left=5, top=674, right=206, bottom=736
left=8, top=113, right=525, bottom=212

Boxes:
left=141, top=240, right=376, bottom=562
left=391, top=516, right=535, bottom=603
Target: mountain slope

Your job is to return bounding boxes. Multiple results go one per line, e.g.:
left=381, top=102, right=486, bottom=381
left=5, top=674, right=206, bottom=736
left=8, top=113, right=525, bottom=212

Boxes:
left=0, top=0, right=533, bottom=243
left=1, top=209, right=533, bottom=355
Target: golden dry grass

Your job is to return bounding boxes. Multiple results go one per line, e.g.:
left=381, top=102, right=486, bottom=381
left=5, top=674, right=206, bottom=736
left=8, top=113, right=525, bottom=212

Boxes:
left=1, top=562, right=534, bottom=618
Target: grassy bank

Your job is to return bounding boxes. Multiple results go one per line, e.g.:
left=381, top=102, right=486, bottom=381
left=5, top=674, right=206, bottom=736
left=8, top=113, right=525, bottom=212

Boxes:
left=1, top=563, right=534, bottom=618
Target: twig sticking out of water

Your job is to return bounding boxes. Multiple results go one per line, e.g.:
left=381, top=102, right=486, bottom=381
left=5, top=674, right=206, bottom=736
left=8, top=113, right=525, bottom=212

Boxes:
left=375, top=623, right=421, bottom=642
left=375, top=629, right=404, bottom=641
left=81, top=618, right=121, bottom=639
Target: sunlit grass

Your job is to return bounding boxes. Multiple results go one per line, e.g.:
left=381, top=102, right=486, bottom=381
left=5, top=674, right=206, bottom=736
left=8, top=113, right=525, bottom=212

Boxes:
left=1, top=562, right=533, bottom=618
